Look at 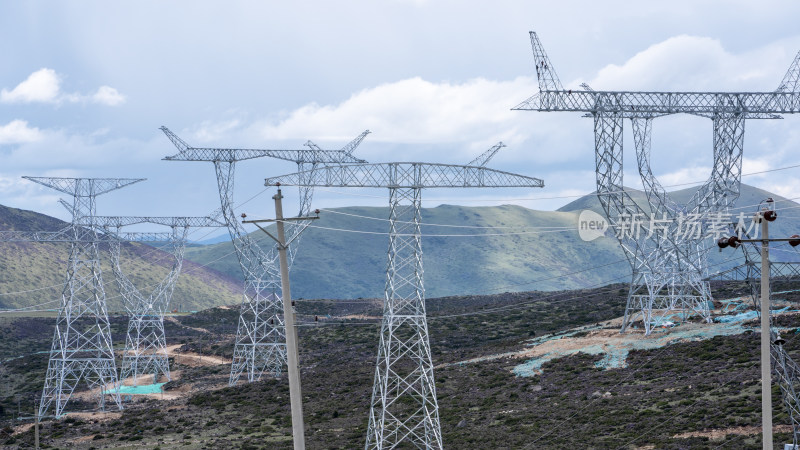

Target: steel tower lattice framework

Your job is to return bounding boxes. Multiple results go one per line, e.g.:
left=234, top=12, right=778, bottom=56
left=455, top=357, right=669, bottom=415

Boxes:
left=515, top=31, right=800, bottom=334
left=19, top=177, right=144, bottom=417
left=266, top=157, right=544, bottom=449
left=161, top=127, right=368, bottom=384
left=95, top=215, right=224, bottom=385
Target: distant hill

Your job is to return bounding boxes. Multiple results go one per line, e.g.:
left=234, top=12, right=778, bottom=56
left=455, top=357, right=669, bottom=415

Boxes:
left=0, top=205, right=241, bottom=311
left=2, top=183, right=797, bottom=309
left=558, top=183, right=800, bottom=275
left=189, top=232, right=231, bottom=246
left=184, top=183, right=800, bottom=300
left=184, top=203, right=625, bottom=300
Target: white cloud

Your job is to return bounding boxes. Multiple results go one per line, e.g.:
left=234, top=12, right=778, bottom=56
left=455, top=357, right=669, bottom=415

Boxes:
left=0, top=68, right=126, bottom=106
left=653, top=166, right=713, bottom=190
left=191, top=119, right=242, bottom=142
left=251, top=76, right=537, bottom=145
left=588, top=35, right=792, bottom=91
left=761, top=178, right=800, bottom=203
left=177, top=74, right=590, bottom=166
left=92, top=86, right=126, bottom=106
left=0, top=120, right=44, bottom=145
left=1, top=69, right=61, bottom=103
left=742, top=157, right=773, bottom=177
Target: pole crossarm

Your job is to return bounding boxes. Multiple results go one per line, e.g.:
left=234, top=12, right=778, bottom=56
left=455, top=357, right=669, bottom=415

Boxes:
left=265, top=162, right=544, bottom=189
left=160, top=127, right=369, bottom=164
left=243, top=215, right=319, bottom=250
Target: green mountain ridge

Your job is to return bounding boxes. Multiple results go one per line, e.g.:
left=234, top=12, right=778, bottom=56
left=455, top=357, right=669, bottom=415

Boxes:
left=0, top=204, right=241, bottom=311
left=2, top=183, right=797, bottom=308
left=184, top=183, right=800, bottom=300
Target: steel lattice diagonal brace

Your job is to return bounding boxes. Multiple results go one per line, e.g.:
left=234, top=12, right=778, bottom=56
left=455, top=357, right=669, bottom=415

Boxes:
left=773, top=341, right=800, bottom=448
left=629, top=117, right=715, bottom=333
left=97, top=215, right=224, bottom=386
left=110, top=229, right=185, bottom=387
left=20, top=177, right=144, bottom=418
left=591, top=113, right=700, bottom=334
left=161, top=127, right=369, bottom=386
left=265, top=158, right=543, bottom=450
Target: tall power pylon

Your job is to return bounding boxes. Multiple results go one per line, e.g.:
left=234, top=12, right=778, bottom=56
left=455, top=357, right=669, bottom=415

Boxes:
left=95, top=215, right=224, bottom=385
left=20, top=177, right=144, bottom=417
left=266, top=154, right=544, bottom=449
left=515, top=31, right=800, bottom=334
left=161, top=127, right=369, bottom=385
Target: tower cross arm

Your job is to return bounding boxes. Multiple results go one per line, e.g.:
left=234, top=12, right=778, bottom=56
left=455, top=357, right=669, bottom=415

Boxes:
left=23, top=177, right=146, bottom=196
left=160, top=127, right=367, bottom=164
left=0, top=229, right=172, bottom=243
left=265, top=162, right=544, bottom=189
left=113, top=231, right=178, bottom=242
left=513, top=90, right=800, bottom=115
left=93, top=216, right=226, bottom=228
left=467, top=142, right=505, bottom=167
left=0, top=229, right=73, bottom=243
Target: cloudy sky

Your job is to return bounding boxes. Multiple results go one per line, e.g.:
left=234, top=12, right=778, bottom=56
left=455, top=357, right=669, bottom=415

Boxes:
left=2, top=1, right=800, bottom=239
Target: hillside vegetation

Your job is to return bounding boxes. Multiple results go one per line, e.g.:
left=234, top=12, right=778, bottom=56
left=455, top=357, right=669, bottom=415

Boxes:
left=2, top=183, right=797, bottom=309
left=0, top=205, right=240, bottom=311
left=3, top=281, right=800, bottom=448
left=185, top=183, right=800, bottom=300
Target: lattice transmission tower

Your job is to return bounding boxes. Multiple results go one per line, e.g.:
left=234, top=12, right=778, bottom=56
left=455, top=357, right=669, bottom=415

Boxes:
left=18, top=177, right=144, bottom=417
left=515, top=31, right=800, bottom=334
left=161, top=127, right=369, bottom=385
left=266, top=150, right=543, bottom=449
left=95, top=215, right=224, bottom=385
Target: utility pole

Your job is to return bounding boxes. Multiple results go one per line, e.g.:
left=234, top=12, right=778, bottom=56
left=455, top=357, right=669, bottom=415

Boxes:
left=15, top=410, right=56, bottom=449
left=718, top=198, right=800, bottom=450
left=243, top=188, right=319, bottom=450
left=761, top=209, right=773, bottom=450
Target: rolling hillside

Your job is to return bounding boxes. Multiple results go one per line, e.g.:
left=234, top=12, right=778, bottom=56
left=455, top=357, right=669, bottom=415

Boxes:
left=2, top=183, right=797, bottom=309
left=184, top=183, right=800, bottom=300
left=0, top=204, right=241, bottom=311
